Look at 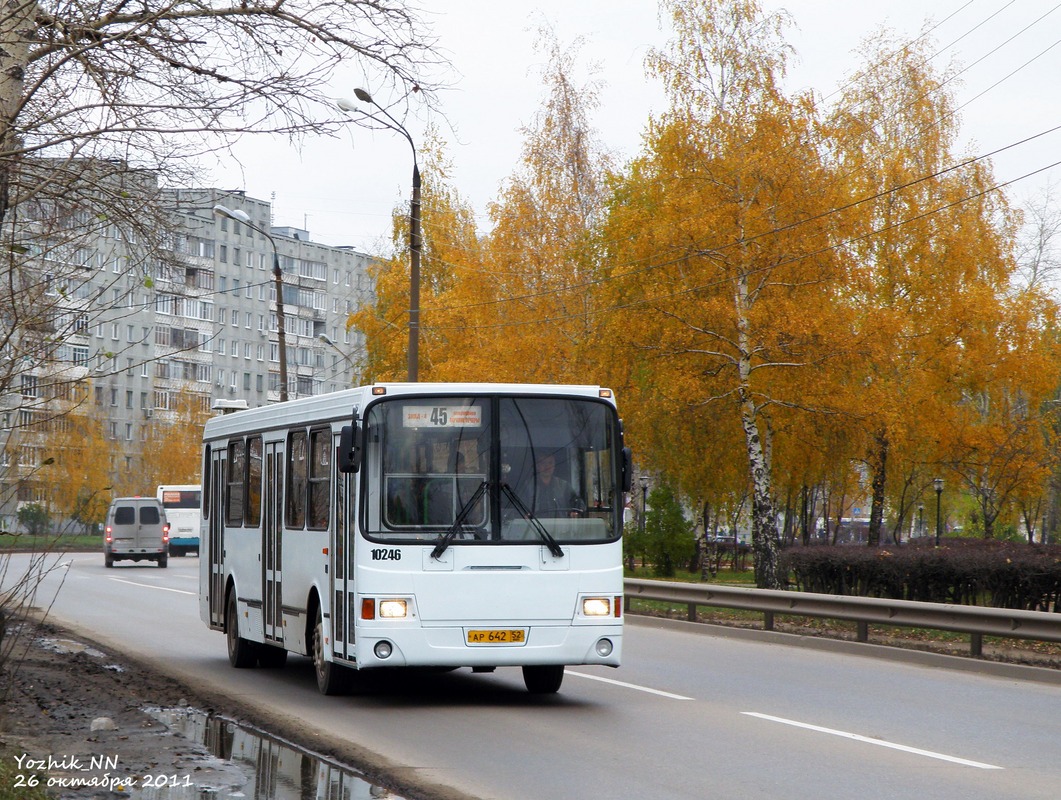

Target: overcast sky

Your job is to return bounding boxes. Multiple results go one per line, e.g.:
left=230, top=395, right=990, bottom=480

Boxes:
left=211, top=1, right=1061, bottom=252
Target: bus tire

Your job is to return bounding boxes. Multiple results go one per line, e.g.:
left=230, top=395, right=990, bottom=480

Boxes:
left=226, top=592, right=258, bottom=668
left=312, top=606, right=349, bottom=695
left=258, top=645, right=288, bottom=668
left=158, top=555, right=168, bottom=568
left=522, top=665, right=564, bottom=694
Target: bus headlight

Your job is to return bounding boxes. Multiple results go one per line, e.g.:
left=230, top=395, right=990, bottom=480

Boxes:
left=378, top=599, right=409, bottom=619
left=374, top=640, right=393, bottom=659
left=582, top=597, right=611, bottom=617
left=595, top=638, right=614, bottom=657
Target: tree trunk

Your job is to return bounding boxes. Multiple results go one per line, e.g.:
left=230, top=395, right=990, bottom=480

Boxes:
left=736, top=270, right=782, bottom=589
left=800, top=485, right=811, bottom=546
left=739, top=389, right=781, bottom=588
left=867, top=430, right=888, bottom=547
left=0, top=2, right=31, bottom=228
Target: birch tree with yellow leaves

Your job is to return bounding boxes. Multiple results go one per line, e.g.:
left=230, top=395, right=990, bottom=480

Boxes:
left=829, top=32, right=1060, bottom=544
left=601, top=0, right=852, bottom=588
left=468, top=29, right=613, bottom=384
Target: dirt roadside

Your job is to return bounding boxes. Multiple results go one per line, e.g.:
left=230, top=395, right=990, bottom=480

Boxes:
left=0, top=617, right=453, bottom=800
left=0, top=618, right=250, bottom=799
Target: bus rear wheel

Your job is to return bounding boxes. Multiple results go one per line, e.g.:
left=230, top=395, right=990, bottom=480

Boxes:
left=226, top=593, right=258, bottom=668
left=522, top=665, right=564, bottom=694
left=312, top=606, right=349, bottom=695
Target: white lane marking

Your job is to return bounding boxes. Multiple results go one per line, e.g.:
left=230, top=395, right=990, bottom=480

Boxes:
left=565, top=670, right=693, bottom=700
left=742, top=712, right=1003, bottom=770
left=108, top=577, right=196, bottom=596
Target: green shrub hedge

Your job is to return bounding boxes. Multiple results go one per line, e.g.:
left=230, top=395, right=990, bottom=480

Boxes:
left=780, top=540, right=1061, bottom=611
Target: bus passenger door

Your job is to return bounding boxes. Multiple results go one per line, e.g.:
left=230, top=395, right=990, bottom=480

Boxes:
left=263, top=442, right=283, bottom=643
left=332, top=435, right=355, bottom=662
left=207, top=450, right=226, bottom=629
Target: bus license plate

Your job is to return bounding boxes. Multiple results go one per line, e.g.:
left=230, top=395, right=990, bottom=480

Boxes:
left=467, top=629, right=526, bottom=644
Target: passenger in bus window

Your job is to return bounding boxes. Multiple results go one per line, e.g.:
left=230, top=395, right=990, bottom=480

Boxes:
left=386, top=476, right=420, bottom=526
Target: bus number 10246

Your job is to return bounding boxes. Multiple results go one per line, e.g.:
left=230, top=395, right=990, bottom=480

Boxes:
left=370, top=548, right=402, bottom=561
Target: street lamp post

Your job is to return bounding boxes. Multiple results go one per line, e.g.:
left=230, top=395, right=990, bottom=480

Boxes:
left=917, top=503, right=924, bottom=540
left=338, top=90, right=421, bottom=382
left=934, top=477, right=944, bottom=546
left=213, top=204, right=288, bottom=402
left=319, top=333, right=361, bottom=384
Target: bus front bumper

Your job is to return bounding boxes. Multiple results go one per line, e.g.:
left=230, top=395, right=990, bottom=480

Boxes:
left=353, top=622, right=622, bottom=670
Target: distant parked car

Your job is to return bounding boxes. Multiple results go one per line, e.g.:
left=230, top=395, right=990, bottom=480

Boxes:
left=103, top=497, right=170, bottom=568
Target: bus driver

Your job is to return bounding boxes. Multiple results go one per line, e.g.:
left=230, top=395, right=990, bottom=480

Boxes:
left=528, top=452, right=584, bottom=518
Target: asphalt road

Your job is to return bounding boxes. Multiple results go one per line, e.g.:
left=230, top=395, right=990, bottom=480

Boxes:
left=7, top=552, right=1060, bottom=800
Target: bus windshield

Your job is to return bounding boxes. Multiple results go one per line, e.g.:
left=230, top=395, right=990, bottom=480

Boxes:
left=363, top=395, right=621, bottom=544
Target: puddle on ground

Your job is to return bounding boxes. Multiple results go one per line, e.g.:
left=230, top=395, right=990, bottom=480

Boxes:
left=136, top=707, right=405, bottom=800
left=36, top=636, right=126, bottom=672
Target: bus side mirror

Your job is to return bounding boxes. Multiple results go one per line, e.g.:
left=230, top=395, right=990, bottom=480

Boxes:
left=621, top=447, right=633, bottom=492
left=338, top=425, right=363, bottom=473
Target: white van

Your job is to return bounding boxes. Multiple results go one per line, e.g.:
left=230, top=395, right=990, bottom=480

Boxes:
left=104, top=497, right=170, bottom=568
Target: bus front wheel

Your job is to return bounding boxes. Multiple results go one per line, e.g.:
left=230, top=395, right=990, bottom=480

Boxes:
left=522, top=665, right=564, bottom=694
left=226, top=593, right=258, bottom=668
left=312, top=606, right=349, bottom=695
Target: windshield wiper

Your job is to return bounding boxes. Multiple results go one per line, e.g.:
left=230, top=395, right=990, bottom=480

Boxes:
left=431, top=480, right=489, bottom=560
left=500, top=483, right=564, bottom=558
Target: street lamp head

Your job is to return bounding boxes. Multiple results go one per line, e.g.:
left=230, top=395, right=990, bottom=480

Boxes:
left=354, top=87, right=373, bottom=104
left=934, top=477, right=944, bottom=494
left=212, top=204, right=250, bottom=225
left=639, top=476, right=649, bottom=490
left=335, top=98, right=357, bottom=113
left=319, top=333, right=334, bottom=346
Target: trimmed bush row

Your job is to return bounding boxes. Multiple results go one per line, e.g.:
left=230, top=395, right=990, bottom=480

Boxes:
left=780, top=540, right=1061, bottom=611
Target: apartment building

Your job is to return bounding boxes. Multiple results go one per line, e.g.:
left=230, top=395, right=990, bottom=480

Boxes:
left=0, top=174, right=375, bottom=528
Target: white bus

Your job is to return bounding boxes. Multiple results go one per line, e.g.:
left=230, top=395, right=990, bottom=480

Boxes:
left=157, top=484, right=202, bottom=556
left=199, top=383, right=630, bottom=694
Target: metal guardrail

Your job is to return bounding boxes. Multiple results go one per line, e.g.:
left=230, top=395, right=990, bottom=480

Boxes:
left=624, top=578, right=1061, bottom=657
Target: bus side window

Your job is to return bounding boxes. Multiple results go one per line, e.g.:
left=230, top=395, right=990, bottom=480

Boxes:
left=202, top=447, right=211, bottom=520
left=246, top=435, right=263, bottom=526
left=308, top=428, right=330, bottom=530
left=286, top=430, right=307, bottom=529
left=226, top=440, right=245, bottom=526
